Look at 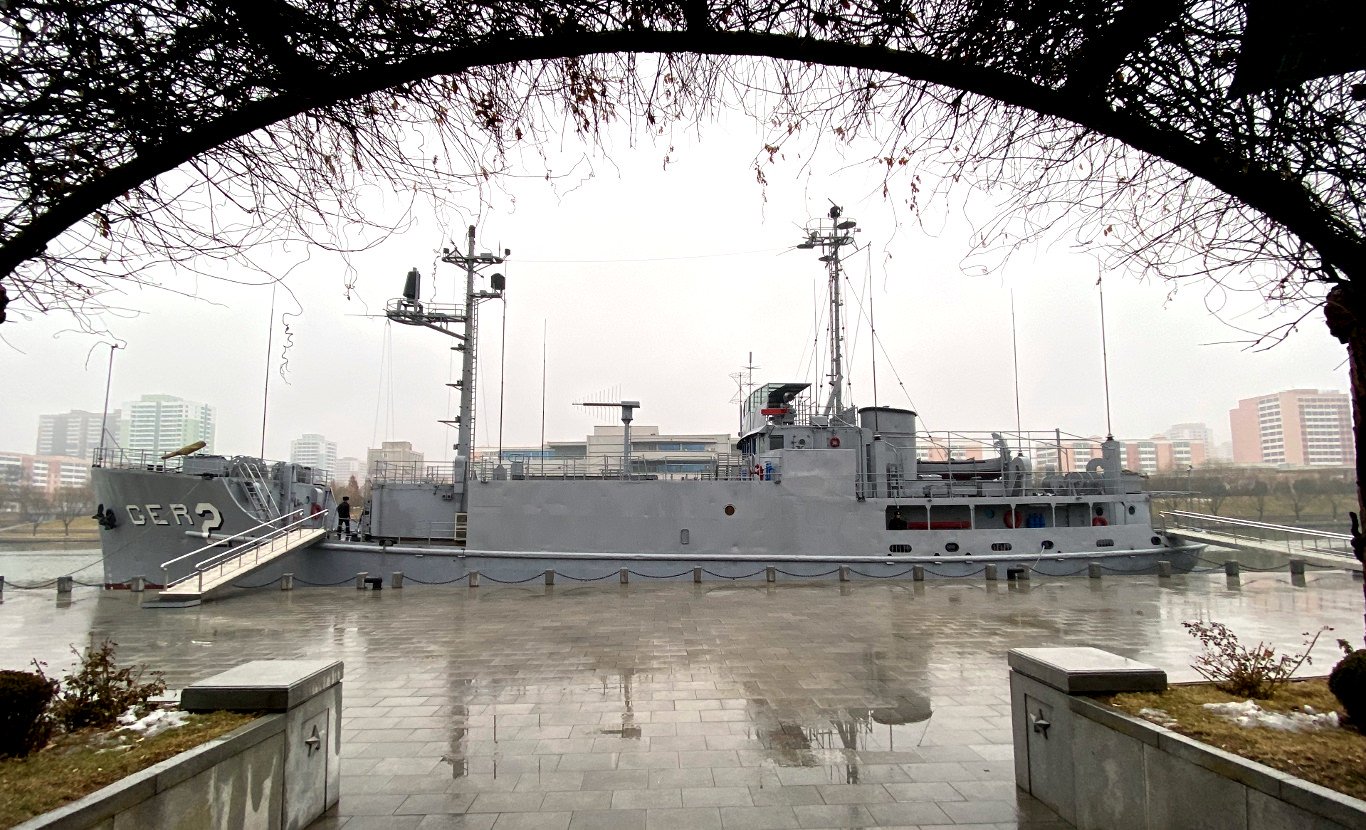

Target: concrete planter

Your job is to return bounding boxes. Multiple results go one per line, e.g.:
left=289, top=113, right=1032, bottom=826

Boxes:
left=16, top=660, right=342, bottom=830
left=1009, top=647, right=1366, bottom=830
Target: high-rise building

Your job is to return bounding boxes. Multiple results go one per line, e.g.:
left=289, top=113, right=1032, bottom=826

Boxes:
left=1166, top=422, right=1214, bottom=446
left=0, top=451, right=91, bottom=495
left=334, top=456, right=364, bottom=484
left=1123, top=436, right=1208, bottom=473
left=289, top=433, right=338, bottom=478
left=119, top=394, right=216, bottom=458
left=37, top=409, right=121, bottom=460
left=367, top=441, right=424, bottom=479
left=1229, top=389, right=1354, bottom=467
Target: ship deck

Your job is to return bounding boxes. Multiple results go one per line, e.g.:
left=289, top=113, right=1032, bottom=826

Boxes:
left=1, top=570, right=1361, bottom=829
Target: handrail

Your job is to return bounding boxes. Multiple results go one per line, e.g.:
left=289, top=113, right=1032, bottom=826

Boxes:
left=163, top=508, right=328, bottom=592
left=191, top=509, right=325, bottom=572
left=159, top=508, right=306, bottom=571
left=1163, top=510, right=1352, bottom=541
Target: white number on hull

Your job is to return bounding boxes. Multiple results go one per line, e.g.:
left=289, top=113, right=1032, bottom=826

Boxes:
left=125, top=502, right=223, bottom=537
left=195, top=503, right=223, bottom=538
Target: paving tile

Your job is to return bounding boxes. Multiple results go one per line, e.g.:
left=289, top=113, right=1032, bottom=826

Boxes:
left=7, top=572, right=1363, bottom=830
left=645, top=807, right=724, bottom=830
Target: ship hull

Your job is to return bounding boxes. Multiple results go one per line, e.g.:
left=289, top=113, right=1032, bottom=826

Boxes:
left=92, top=464, right=1202, bottom=588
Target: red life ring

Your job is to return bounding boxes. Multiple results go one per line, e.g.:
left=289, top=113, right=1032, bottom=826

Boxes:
left=1003, top=509, right=1024, bottom=529
left=829, top=436, right=841, bottom=448
left=1092, top=516, right=1109, bottom=526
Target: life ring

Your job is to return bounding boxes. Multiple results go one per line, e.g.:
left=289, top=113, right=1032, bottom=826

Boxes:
left=829, top=436, right=841, bottom=448
left=1092, top=516, right=1109, bottom=527
left=1003, top=509, right=1024, bottom=529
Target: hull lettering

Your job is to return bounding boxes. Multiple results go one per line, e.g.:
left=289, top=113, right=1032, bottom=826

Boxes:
left=124, top=503, right=223, bottom=536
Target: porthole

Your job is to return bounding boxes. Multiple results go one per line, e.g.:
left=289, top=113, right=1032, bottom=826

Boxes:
left=1041, top=540, right=1055, bottom=550
left=1151, top=536, right=1163, bottom=546
left=724, top=504, right=735, bottom=516
left=991, top=542, right=1012, bottom=552
left=1128, top=505, right=1137, bottom=515
left=945, top=542, right=960, bottom=553
left=889, top=544, right=912, bottom=554
left=1097, top=539, right=1115, bottom=547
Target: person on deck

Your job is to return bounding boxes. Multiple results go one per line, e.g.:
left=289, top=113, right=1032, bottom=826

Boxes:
left=337, top=496, right=352, bottom=538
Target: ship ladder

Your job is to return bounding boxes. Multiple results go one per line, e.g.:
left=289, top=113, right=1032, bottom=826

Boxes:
left=241, top=462, right=280, bottom=523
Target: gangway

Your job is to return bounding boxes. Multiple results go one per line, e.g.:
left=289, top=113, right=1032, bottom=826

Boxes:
left=154, top=509, right=329, bottom=605
left=1162, top=510, right=1360, bottom=572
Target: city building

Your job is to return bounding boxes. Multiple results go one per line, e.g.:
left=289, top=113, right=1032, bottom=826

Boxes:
left=1229, top=389, right=1354, bottom=467
left=367, top=441, right=424, bottom=479
left=289, top=433, right=338, bottom=479
left=1166, top=422, right=1214, bottom=446
left=1123, top=436, right=1208, bottom=474
left=0, top=451, right=91, bottom=495
left=37, top=409, right=121, bottom=460
left=119, top=394, right=216, bottom=458
left=334, top=456, right=364, bottom=484
left=476, top=426, right=738, bottom=478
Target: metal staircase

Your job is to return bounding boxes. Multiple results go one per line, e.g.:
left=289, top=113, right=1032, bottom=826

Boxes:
left=155, top=510, right=327, bottom=604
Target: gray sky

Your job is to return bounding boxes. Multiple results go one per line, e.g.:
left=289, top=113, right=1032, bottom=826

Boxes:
left=0, top=116, right=1351, bottom=463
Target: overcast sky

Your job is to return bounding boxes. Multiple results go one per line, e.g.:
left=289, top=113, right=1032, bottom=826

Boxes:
left=0, top=113, right=1351, bottom=464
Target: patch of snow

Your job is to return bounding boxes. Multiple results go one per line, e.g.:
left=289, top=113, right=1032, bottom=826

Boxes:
left=1138, top=707, right=1179, bottom=727
left=117, top=706, right=192, bottom=738
left=1202, top=700, right=1340, bottom=732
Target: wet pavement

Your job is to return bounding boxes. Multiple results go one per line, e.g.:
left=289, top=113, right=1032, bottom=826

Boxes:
left=1, top=570, right=1362, bottom=830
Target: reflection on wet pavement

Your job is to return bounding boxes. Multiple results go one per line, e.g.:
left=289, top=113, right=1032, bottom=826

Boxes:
left=1, top=572, right=1361, bottom=829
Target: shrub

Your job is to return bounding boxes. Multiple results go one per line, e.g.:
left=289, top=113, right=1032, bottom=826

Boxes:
left=47, top=641, right=166, bottom=733
left=0, top=669, right=58, bottom=758
left=1330, top=648, right=1366, bottom=730
left=1183, top=620, right=1328, bottom=699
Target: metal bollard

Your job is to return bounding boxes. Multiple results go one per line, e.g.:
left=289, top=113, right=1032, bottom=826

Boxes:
left=392, top=571, right=404, bottom=589
left=1355, top=569, right=1364, bottom=582
left=56, top=576, right=73, bottom=595
left=0, top=575, right=5, bottom=596
left=468, top=571, right=480, bottom=588
left=545, top=569, right=555, bottom=586
left=693, top=567, right=702, bottom=584
left=130, top=575, right=145, bottom=593
left=356, top=572, right=368, bottom=590
left=1157, top=560, right=1173, bottom=578
left=1224, top=561, right=1240, bottom=578
left=839, top=566, right=850, bottom=582
left=766, top=566, right=776, bottom=583
left=1289, top=559, right=1306, bottom=576
left=281, top=573, right=294, bottom=591
left=912, top=565, right=925, bottom=581
left=620, top=568, right=629, bottom=584
left=1015, top=567, right=1030, bottom=581
left=1088, top=563, right=1102, bottom=579
left=984, top=564, right=998, bottom=581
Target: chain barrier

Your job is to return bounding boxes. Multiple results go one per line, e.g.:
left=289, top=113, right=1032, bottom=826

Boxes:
left=2, top=579, right=58, bottom=590
left=630, top=569, right=696, bottom=579
left=481, top=572, right=553, bottom=584
left=773, top=568, right=842, bottom=578
left=557, top=570, right=620, bottom=582
left=233, top=576, right=283, bottom=589
left=402, top=574, right=473, bottom=585
left=848, top=567, right=918, bottom=579
left=292, top=575, right=361, bottom=587
left=701, top=568, right=768, bottom=580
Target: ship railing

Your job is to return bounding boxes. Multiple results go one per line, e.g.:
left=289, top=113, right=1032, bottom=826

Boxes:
left=472, top=455, right=758, bottom=482
left=385, top=297, right=466, bottom=322
left=160, top=508, right=326, bottom=593
left=91, top=447, right=188, bottom=472
left=371, top=460, right=459, bottom=484
left=855, top=470, right=1139, bottom=499
left=1161, top=510, right=1355, bottom=558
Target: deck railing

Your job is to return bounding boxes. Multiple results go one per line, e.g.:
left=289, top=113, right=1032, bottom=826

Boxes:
left=1161, top=510, right=1355, bottom=558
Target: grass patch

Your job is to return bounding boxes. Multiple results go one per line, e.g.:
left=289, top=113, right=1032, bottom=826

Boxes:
left=0, top=710, right=255, bottom=829
left=1103, top=679, right=1366, bottom=801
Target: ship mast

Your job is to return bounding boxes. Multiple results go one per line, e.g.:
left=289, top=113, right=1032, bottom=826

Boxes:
left=796, top=204, right=859, bottom=416
left=385, top=225, right=507, bottom=512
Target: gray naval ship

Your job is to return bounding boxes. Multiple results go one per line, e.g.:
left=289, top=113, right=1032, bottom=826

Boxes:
left=91, top=212, right=1202, bottom=597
